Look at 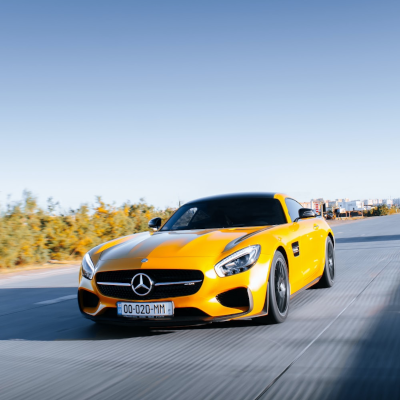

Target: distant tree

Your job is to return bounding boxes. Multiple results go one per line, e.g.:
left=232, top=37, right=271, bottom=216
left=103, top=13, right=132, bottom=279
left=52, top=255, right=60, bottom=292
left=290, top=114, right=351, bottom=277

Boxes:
left=374, top=204, right=389, bottom=216
left=0, top=193, right=177, bottom=268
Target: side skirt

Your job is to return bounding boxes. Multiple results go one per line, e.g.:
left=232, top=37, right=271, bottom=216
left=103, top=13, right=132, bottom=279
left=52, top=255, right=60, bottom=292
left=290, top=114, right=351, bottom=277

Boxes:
left=290, top=276, right=321, bottom=299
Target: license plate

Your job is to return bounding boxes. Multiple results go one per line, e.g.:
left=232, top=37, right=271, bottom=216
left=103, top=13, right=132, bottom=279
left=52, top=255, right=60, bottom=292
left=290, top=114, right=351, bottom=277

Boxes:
left=117, top=301, right=174, bottom=318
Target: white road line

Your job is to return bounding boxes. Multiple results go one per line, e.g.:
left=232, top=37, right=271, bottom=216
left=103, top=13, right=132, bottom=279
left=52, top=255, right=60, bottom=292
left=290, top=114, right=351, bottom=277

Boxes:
left=35, top=295, right=77, bottom=305
left=0, top=267, right=79, bottom=287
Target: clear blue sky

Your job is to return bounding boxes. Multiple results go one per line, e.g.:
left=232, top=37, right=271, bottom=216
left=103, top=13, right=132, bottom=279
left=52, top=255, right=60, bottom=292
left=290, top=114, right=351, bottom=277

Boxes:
left=1, top=0, right=399, bottom=210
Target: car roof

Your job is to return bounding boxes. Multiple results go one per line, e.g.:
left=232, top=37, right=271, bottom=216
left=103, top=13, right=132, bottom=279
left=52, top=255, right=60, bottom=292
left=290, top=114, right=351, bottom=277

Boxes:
left=185, top=192, right=285, bottom=205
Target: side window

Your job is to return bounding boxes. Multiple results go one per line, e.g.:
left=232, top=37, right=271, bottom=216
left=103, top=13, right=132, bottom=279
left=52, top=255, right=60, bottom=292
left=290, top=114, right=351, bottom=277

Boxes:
left=285, top=198, right=303, bottom=222
left=171, top=207, right=197, bottom=229
left=191, top=209, right=210, bottom=224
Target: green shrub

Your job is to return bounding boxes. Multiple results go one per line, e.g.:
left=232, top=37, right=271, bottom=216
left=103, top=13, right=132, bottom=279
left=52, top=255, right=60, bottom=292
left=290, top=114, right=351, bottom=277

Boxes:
left=363, top=204, right=398, bottom=217
left=0, top=192, right=175, bottom=268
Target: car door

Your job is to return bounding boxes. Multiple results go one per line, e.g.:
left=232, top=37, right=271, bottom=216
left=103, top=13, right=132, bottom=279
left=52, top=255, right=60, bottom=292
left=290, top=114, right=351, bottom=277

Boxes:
left=306, top=216, right=326, bottom=283
left=284, top=198, right=317, bottom=293
left=287, top=203, right=325, bottom=286
left=298, top=216, right=324, bottom=285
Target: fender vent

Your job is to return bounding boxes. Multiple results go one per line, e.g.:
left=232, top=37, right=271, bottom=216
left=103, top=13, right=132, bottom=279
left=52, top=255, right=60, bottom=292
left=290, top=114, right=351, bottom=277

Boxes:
left=216, top=288, right=249, bottom=308
left=292, top=241, right=300, bottom=257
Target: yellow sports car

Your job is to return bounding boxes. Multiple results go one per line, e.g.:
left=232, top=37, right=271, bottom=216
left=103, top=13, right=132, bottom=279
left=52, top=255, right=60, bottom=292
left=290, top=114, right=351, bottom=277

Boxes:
left=78, top=193, right=335, bottom=326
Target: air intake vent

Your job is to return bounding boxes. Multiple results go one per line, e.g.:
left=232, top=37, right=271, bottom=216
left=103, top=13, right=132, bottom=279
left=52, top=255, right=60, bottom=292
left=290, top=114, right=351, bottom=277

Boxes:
left=216, top=288, right=249, bottom=308
left=80, top=290, right=99, bottom=308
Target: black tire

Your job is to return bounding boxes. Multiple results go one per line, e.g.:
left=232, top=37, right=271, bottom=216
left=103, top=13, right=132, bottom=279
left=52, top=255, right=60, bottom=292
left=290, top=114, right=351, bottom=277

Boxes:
left=266, top=251, right=290, bottom=324
left=318, top=237, right=335, bottom=288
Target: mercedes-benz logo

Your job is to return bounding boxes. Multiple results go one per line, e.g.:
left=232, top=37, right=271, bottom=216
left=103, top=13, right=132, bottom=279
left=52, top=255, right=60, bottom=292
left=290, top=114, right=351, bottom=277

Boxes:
left=131, top=273, right=153, bottom=296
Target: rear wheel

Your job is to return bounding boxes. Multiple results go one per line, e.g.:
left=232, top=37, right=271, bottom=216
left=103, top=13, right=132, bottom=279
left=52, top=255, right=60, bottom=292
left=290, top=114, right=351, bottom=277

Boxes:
left=318, top=237, right=335, bottom=288
left=266, top=251, right=290, bottom=324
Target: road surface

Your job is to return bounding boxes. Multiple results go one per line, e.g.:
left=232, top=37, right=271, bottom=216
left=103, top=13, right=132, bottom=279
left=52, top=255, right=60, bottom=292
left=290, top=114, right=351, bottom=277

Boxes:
left=1, top=215, right=399, bottom=400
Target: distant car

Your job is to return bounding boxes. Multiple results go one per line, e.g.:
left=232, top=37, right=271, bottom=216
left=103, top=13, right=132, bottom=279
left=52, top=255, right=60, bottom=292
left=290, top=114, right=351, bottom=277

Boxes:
left=325, top=212, right=334, bottom=220
left=78, top=193, right=335, bottom=327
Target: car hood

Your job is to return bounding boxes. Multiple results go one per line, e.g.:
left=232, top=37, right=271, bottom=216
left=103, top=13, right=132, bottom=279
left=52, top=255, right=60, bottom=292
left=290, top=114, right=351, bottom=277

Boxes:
left=94, top=227, right=271, bottom=262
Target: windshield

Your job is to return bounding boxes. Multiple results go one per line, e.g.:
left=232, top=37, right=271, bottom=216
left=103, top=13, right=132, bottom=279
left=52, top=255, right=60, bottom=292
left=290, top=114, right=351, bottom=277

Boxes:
left=161, top=198, right=287, bottom=231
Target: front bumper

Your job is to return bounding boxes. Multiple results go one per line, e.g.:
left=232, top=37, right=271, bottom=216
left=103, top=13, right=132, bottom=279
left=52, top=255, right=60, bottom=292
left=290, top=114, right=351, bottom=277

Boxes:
left=78, top=254, right=271, bottom=327
left=78, top=294, right=254, bottom=327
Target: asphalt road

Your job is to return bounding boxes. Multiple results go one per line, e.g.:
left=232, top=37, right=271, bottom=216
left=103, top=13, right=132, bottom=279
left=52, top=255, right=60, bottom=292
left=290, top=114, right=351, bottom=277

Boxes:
left=1, top=216, right=399, bottom=400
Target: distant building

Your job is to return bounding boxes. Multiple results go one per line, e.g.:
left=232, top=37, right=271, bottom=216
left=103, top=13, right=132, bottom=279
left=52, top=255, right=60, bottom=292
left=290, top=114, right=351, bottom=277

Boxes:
left=382, top=199, right=393, bottom=207
left=347, top=200, right=364, bottom=211
left=337, top=200, right=345, bottom=209
left=310, top=199, right=327, bottom=213
left=326, top=200, right=340, bottom=211
left=301, top=201, right=319, bottom=210
left=300, top=200, right=325, bottom=213
left=336, top=200, right=364, bottom=211
left=300, top=197, right=398, bottom=212
left=300, top=197, right=399, bottom=212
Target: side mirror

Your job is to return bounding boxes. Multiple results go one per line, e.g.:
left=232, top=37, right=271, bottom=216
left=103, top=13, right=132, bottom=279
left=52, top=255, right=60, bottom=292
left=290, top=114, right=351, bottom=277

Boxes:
left=297, top=208, right=316, bottom=220
left=148, top=217, right=162, bottom=231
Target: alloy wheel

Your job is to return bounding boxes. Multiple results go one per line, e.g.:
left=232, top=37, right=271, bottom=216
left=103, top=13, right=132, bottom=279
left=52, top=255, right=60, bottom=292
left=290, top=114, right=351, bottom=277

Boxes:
left=328, top=242, right=335, bottom=281
left=274, top=259, right=288, bottom=314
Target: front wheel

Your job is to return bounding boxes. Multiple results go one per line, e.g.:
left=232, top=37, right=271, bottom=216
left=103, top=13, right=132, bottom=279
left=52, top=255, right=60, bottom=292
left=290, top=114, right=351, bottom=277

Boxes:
left=266, top=251, right=290, bottom=324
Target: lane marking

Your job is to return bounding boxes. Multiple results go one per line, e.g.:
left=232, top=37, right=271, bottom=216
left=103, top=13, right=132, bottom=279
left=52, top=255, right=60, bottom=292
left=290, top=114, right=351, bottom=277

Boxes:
left=253, top=256, right=394, bottom=400
left=35, top=295, right=77, bottom=305
left=0, top=267, right=79, bottom=287
left=0, top=294, right=78, bottom=317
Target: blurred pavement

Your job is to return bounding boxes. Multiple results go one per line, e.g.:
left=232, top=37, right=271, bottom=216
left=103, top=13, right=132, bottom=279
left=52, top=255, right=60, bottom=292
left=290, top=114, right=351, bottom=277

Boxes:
left=0, top=215, right=399, bottom=400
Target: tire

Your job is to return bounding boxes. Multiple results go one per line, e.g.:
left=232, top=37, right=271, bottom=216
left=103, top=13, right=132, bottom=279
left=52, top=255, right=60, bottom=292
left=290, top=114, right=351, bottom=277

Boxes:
left=266, top=251, right=290, bottom=324
left=318, top=236, right=335, bottom=288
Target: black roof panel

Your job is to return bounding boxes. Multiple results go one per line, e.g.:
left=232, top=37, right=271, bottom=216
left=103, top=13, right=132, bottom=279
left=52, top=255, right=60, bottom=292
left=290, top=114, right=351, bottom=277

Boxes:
left=185, top=192, right=278, bottom=205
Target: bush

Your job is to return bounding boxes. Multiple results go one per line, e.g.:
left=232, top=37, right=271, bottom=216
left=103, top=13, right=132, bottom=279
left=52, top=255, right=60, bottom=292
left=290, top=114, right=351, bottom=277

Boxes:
left=0, top=192, right=175, bottom=268
left=363, top=204, right=399, bottom=217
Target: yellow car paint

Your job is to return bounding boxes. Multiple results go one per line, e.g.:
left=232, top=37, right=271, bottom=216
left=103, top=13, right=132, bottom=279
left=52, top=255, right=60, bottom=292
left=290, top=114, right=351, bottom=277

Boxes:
left=78, top=193, right=334, bottom=325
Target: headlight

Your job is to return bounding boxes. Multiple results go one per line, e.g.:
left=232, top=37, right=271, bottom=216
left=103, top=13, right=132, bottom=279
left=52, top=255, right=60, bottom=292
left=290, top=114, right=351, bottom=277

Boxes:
left=81, top=253, right=95, bottom=280
left=215, top=245, right=261, bottom=277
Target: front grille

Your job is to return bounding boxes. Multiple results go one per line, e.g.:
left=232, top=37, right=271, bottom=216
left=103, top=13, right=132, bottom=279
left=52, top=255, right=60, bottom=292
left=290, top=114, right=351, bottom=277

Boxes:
left=97, top=269, right=203, bottom=284
left=96, top=269, right=204, bottom=300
